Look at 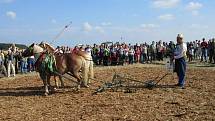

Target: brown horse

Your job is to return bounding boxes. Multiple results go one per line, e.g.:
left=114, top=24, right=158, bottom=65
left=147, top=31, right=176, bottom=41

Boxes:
left=39, top=42, right=94, bottom=84
left=22, top=43, right=94, bottom=95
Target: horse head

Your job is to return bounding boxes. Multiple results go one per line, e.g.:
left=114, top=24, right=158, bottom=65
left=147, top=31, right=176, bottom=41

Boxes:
left=22, top=43, right=44, bottom=57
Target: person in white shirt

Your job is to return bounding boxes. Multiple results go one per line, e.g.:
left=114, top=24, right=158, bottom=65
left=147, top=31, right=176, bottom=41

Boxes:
left=174, top=34, right=187, bottom=89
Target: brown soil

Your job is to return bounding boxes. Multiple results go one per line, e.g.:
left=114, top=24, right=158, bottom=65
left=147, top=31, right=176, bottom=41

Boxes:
left=0, top=64, right=214, bottom=121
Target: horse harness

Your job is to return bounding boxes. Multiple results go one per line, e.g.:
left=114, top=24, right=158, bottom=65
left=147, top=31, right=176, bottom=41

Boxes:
left=34, top=52, right=57, bottom=80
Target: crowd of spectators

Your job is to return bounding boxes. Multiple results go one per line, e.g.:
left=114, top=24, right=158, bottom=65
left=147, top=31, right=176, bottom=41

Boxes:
left=186, top=38, right=215, bottom=63
left=89, top=38, right=215, bottom=66
left=0, top=38, right=215, bottom=78
left=0, top=44, right=35, bottom=77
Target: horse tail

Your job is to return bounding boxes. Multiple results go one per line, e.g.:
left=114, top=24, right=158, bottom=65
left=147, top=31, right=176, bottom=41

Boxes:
left=88, top=56, right=94, bottom=83
left=81, top=57, right=89, bottom=87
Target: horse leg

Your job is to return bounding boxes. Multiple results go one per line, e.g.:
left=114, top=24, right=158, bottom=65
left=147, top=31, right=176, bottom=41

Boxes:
left=43, top=77, right=49, bottom=96
left=47, top=75, right=55, bottom=93
left=59, top=76, right=65, bottom=88
left=40, top=72, right=49, bottom=96
left=72, top=72, right=82, bottom=90
left=54, top=75, right=59, bottom=89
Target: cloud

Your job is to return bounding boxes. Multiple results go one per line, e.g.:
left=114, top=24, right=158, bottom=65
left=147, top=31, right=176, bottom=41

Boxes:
left=186, top=2, right=202, bottom=11
left=140, top=24, right=159, bottom=29
left=190, top=24, right=208, bottom=29
left=152, top=0, right=180, bottom=8
left=0, top=0, right=15, bottom=3
left=6, top=11, right=16, bottom=19
left=158, top=14, right=174, bottom=20
left=191, top=10, right=199, bottom=16
left=82, top=22, right=105, bottom=33
left=95, top=26, right=105, bottom=33
left=186, top=2, right=203, bottom=16
left=83, top=22, right=93, bottom=32
left=51, top=19, right=57, bottom=24
left=140, top=24, right=159, bottom=32
left=101, top=22, right=112, bottom=26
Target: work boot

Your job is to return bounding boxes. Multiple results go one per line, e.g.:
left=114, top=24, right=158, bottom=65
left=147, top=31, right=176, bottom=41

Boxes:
left=174, top=83, right=180, bottom=86
left=179, top=86, right=186, bottom=89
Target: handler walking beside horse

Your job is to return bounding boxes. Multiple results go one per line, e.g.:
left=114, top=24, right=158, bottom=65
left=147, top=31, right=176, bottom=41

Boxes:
left=174, top=34, right=187, bottom=89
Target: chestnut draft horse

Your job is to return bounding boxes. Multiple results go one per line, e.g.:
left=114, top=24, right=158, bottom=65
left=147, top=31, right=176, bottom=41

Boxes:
left=22, top=43, right=94, bottom=96
left=39, top=42, right=94, bottom=86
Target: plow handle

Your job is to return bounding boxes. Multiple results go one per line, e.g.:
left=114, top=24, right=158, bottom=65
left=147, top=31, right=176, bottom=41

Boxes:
left=155, top=73, right=169, bottom=85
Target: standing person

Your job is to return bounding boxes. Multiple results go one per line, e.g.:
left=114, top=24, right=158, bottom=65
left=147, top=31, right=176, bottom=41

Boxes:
left=128, top=46, right=134, bottom=64
left=188, top=42, right=194, bottom=62
left=157, top=40, right=164, bottom=61
left=134, top=45, right=141, bottom=63
left=149, top=41, right=156, bottom=62
left=14, top=50, right=20, bottom=74
left=27, top=55, right=35, bottom=72
left=117, top=45, right=125, bottom=65
left=124, top=44, right=129, bottom=65
left=103, top=45, right=110, bottom=66
left=141, top=44, right=147, bottom=64
left=174, top=34, right=187, bottom=89
left=19, top=51, right=27, bottom=74
left=167, top=41, right=175, bottom=66
left=92, top=44, right=99, bottom=65
left=212, top=38, right=215, bottom=64
left=200, top=38, right=208, bottom=62
left=0, top=49, right=4, bottom=66
left=208, top=39, right=214, bottom=63
left=0, top=49, right=7, bottom=76
left=98, top=45, right=104, bottom=65
left=7, top=50, right=16, bottom=77
left=193, top=40, right=197, bottom=60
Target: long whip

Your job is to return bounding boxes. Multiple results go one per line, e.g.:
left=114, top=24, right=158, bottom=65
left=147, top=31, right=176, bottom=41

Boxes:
left=50, top=21, right=72, bottom=45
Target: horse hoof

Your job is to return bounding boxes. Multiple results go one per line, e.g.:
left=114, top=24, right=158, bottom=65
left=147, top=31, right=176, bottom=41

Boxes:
left=82, top=85, right=89, bottom=88
left=44, top=92, right=49, bottom=96
left=86, top=85, right=89, bottom=88
left=76, top=85, right=81, bottom=91
left=54, top=87, right=57, bottom=91
left=78, top=85, right=81, bottom=89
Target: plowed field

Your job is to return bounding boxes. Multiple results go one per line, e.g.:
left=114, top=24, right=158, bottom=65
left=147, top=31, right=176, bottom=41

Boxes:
left=0, top=64, right=215, bottom=121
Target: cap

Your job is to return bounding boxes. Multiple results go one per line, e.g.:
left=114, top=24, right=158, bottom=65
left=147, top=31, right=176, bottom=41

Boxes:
left=177, top=34, right=183, bottom=38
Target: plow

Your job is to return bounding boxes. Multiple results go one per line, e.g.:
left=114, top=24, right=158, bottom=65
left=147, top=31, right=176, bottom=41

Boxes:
left=93, top=61, right=174, bottom=95
left=92, top=71, right=173, bottom=95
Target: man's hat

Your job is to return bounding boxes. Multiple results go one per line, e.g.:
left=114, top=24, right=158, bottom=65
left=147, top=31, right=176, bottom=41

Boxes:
left=177, top=34, right=183, bottom=38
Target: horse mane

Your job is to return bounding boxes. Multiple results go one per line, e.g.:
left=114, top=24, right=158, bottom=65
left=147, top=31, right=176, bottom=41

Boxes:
left=39, top=42, right=55, bottom=53
left=32, top=44, right=44, bottom=53
left=74, top=51, right=92, bottom=60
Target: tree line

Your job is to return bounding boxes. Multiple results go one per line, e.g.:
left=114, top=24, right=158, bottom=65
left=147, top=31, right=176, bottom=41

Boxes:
left=0, top=43, right=27, bottom=50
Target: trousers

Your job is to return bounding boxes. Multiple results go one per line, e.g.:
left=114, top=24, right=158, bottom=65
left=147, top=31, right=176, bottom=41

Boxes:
left=7, top=60, right=15, bottom=77
left=175, top=57, right=186, bottom=86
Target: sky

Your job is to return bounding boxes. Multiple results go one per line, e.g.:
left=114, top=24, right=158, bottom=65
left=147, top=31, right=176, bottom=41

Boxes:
left=0, top=0, right=215, bottom=47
